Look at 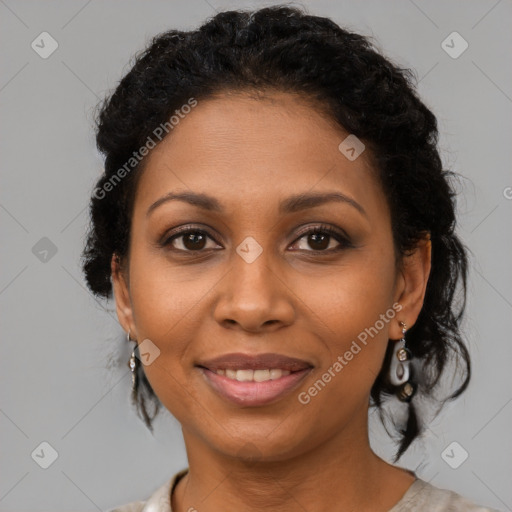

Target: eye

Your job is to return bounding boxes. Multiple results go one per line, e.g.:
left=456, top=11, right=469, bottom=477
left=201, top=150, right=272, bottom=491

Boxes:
left=162, top=227, right=220, bottom=252
left=290, top=224, right=351, bottom=253
left=160, top=223, right=351, bottom=254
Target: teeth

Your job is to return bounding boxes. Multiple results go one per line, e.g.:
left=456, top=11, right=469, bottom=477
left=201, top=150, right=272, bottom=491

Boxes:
left=215, top=368, right=291, bottom=382
left=270, top=369, right=286, bottom=380
left=235, top=369, right=253, bottom=382
left=254, top=369, right=270, bottom=382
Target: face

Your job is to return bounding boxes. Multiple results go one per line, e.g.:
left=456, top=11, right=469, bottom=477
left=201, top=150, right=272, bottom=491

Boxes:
left=112, top=90, right=430, bottom=462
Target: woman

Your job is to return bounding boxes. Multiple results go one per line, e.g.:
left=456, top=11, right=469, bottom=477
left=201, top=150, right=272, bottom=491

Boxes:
left=82, top=5, right=500, bottom=511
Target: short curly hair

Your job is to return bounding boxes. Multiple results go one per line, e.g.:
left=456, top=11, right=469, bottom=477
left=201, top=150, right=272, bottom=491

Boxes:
left=82, top=4, right=470, bottom=461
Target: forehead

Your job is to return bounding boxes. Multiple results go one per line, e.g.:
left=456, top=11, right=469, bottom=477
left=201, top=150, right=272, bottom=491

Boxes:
left=133, top=91, right=386, bottom=220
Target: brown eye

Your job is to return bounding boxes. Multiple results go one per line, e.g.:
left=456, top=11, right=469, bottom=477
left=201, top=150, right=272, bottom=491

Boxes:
left=161, top=224, right=351, bottom=255
left=305, top=232, right=332, bottom=251
left=164, top=229, right=219, bottom=252
left=290, top=225, right=351, bottom=253
left=181, top=232, right=207, bottom=250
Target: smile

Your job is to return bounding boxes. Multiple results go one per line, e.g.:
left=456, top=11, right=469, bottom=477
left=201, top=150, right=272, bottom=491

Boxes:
left=213, top=368, right=291, bottom=382
left=198, top=366, right=312, bottom=407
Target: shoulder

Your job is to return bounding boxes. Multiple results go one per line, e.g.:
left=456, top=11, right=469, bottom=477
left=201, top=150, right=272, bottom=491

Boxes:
left=390, top=478, right=502, bottom=512
left=106, top=468, right=189, bottom=512
left=107, top=500, right=146, bottom=512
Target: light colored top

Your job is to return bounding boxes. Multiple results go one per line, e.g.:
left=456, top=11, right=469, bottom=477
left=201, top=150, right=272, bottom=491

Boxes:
left=107, top=468, right=501, bottom=512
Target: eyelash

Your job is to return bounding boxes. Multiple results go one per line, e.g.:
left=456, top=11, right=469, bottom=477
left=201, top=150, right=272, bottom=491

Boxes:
left=160, top=224, right=352, bottom=255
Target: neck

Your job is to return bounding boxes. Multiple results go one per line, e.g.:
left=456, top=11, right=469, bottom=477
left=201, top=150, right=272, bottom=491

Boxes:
left=172, top=408, right=415, bottom=512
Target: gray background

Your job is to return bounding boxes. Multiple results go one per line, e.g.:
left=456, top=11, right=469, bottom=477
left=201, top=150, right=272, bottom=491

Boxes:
left=1, top=0, right=511, bottom=510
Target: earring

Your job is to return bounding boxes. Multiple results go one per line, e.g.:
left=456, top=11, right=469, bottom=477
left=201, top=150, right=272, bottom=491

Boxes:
left=127, top=330, right=138, bottom=390
left=389, top=321, right=415, bottom=402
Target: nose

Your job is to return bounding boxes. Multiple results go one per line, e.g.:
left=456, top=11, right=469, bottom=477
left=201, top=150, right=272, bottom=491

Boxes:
left=213, top=247, right=295, bottom=333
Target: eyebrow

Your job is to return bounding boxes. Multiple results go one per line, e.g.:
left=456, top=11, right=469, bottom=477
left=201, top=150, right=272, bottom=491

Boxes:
left=146, top=191, right=367, bottom=217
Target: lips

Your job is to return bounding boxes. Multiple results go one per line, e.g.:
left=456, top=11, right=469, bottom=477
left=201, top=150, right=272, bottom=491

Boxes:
left=196, top=352, right=313, bottom=372
left=198, top=366, right=313, bottom=406
left=195, top=352, right=314, bottom=406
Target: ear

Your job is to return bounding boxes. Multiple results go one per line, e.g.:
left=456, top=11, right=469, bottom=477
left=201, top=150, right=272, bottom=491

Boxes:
left=391, top=235, right=432, bottom=340
left=111, top=253, right=137, bottom=339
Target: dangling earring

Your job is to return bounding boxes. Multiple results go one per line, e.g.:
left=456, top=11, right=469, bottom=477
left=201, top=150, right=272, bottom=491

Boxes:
left=127, top=330, right=138, bottom=391
left=389, top=321, right=415, bottom=402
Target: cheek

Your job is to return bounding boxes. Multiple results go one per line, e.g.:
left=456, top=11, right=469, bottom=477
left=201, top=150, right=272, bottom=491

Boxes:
left=128, top=243, right=217, bottom=335
left=126, top=249, right=217, bottom=409
left=300, top=250, right=397, bottom=392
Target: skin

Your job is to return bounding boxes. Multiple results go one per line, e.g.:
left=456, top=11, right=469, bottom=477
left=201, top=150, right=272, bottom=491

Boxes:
left=111, top=90, right=431, bottom=512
